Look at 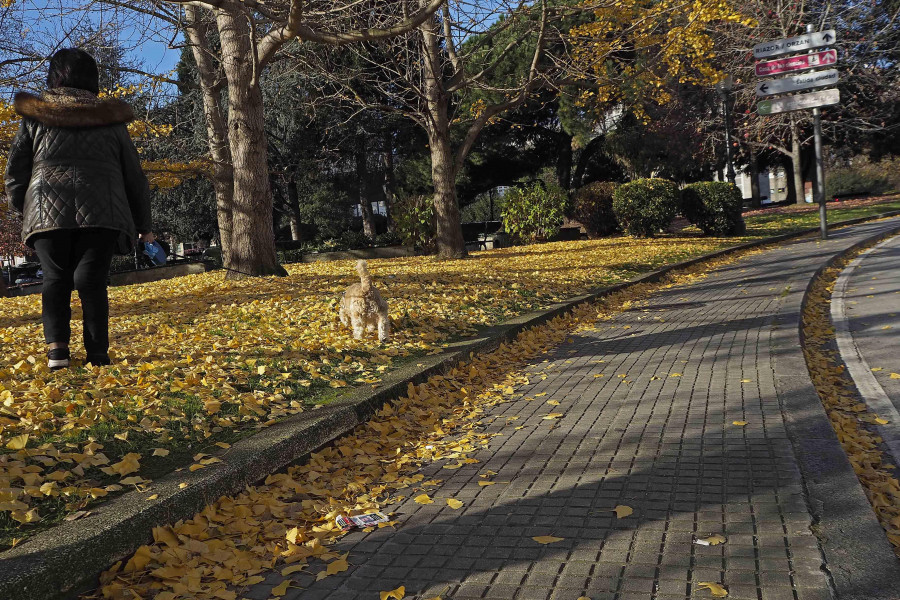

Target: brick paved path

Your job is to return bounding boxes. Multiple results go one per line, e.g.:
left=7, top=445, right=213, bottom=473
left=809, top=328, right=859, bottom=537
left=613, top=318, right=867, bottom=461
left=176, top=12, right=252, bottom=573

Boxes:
left=252, top=219, right=900, bottom=600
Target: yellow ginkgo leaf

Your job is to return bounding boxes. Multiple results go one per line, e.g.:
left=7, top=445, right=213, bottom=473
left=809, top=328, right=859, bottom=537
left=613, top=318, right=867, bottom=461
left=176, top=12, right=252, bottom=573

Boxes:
left=380, top=586, right=406, bottom=600
left=414, top=494, right=433, bottom=504
left=875, top=417, right=890, bottom=425
left=478, top=481, right=496, bottom=487
left=697, top=582, right=728, bottom=597
left=732, top=421, right=748, bottom=426
left=532, top=535, right=564, bottom=544
left=270, top=580, right=291, bottom=596
left=890, top=373, right=900, bottom=379
left=670, top=373, right=682, bottom=377
left=577, top=597, right=592, bottom=600
left=5, top=434, right=29, bottom=450
left=543, top=413, right=563, bottom=420
left=872, top=367, right=884, bottom=372
left=697, top=534, right=726, bottom=546
left=151, top=448, right=169, bottom=457
left=613, top=505, right=633, bottom=518
left=546, top=400, right=560, bottom=405
left=281, top=564, right=305, bottom=576
left=446, top=498, right=464, bottom=509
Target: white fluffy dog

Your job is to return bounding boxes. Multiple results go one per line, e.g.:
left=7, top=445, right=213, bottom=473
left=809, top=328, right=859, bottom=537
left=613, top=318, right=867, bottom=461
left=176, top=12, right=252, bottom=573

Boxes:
left=339, top=260, right=390, bottom=342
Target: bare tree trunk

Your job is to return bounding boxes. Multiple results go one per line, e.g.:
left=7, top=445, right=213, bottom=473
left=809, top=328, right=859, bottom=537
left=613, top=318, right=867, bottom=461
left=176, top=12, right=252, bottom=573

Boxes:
left=382, top=131, right=396, bottom=232
left=789, top=116, right=805, bottom=205
left=185, top=6, right=234, bottom=255
left=557, top=132, right=573, bottom=191
left=216, top=8, right=286, bottom=277
left=421, top=13, right=466, bottom=259
left=750, top=152, right=761, bottom=208
left=286, top=174, right=302, bottom=242
left=356, top=141, right=377, bottom=239
left=0, top=271, right=6, bottom=298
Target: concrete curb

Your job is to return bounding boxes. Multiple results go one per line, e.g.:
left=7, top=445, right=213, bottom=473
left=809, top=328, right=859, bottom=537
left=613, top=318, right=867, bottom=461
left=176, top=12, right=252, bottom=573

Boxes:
left=3, top=210, right=900, bottom=600
left=831, top=234, right=900, bottom=462
left=786, top=220, right=900, bottom=600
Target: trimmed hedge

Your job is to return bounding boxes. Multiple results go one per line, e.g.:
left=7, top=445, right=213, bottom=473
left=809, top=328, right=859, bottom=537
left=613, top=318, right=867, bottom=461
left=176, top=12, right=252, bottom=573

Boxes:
left=611, top=178, right=679, bottom=237
left=570, top=181, right=620, bottom=237
left=681, top=181, right=746, bottom=236
left=502, top=182, right=568, bottom=243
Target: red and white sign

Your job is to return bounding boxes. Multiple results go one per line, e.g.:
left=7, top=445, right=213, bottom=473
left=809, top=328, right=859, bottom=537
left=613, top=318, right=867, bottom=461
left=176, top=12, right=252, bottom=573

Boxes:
left=755, top=49, right=837, bottom=77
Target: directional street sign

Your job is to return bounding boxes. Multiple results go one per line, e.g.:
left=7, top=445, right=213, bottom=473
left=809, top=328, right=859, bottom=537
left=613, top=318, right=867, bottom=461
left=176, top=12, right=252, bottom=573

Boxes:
left=757, top=88, right=840, bottom=116
left=756, top=69, right=839, bottom=97
left=755, top=49, right=838, bottom=77
left=752, top=29, right=836, bottom=59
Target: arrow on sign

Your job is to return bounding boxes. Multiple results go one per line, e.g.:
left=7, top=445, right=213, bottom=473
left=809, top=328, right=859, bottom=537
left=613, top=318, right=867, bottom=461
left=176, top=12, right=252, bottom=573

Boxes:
left=753, top=30, right=837, bottom=59
left=758, top=88, right=840, bottom=115
left=756, top=69, right=839, bottom=97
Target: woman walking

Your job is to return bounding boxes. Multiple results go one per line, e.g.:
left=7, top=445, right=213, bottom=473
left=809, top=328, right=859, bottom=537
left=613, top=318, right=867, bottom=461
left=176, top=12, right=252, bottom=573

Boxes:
left=4, top=48, right=153, bottom=369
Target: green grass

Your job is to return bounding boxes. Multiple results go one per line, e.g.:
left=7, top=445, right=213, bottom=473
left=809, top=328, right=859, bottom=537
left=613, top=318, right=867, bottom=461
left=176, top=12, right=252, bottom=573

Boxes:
left=743, top=200, right=900, bottom=236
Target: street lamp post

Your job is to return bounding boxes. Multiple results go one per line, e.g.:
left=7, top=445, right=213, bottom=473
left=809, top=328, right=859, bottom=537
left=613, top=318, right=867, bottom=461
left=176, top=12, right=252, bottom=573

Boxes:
left=717, top=75, right=736, bottom=186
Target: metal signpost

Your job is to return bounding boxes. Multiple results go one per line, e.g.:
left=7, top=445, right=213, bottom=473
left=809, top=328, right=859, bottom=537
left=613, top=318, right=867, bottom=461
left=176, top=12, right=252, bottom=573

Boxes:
left=753, top=26, right=838, bottom=240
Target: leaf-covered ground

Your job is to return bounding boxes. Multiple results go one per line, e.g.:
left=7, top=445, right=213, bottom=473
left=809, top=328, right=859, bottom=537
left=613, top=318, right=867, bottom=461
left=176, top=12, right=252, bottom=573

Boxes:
left=802, top=249, right=900, bottom=554
left=0, top=194, right=897, bottom=544
left=82, top=253, right=734, bottom=600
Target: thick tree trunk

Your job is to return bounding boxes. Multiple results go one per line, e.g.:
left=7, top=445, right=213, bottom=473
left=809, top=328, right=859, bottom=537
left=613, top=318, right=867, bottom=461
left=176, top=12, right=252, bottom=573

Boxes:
left=429, top=128, right=466, bottom=259
left=749, top=152, right=761, bottom=208
left=216, top=8, right=286, bottom=277
left=789, top=116, right=805, bottom=205
left=356, top=142, right=377, bottom=239
left=421, top=14, right=466, bottom=259
left=0, top=272, right=6, bottom=298
left=286, top=175, right=302, bottom=242
left=185, top=6, right=234, bottom=254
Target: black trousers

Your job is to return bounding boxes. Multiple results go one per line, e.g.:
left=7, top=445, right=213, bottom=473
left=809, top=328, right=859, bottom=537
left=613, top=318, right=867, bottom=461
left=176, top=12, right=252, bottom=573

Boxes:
left=32, top=228, right=118, bottom=355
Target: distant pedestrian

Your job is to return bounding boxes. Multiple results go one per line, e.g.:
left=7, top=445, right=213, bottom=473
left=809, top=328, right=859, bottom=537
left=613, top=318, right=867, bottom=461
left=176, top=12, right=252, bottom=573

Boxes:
left=4, top=48, right=154, bottom=370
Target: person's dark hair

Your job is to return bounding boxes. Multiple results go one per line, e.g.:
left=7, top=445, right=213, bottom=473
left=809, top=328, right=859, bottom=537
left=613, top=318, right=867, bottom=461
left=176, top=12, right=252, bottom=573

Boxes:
left=46, top=48, right=100, bottom=95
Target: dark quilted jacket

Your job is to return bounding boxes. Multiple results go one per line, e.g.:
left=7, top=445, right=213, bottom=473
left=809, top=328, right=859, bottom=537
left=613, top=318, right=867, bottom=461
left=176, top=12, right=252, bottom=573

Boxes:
left=4, top=87, right=151, bottom=253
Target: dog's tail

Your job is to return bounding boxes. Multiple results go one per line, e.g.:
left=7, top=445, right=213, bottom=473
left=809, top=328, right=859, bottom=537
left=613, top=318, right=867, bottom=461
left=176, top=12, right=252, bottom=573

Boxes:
left=356, top=259, right=372, bottom=292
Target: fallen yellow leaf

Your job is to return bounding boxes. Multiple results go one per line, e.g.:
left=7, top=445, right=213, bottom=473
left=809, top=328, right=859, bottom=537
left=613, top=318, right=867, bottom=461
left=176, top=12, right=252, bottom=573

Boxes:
left=697, top=534, right=726, bottom=546
left=380, top=586, right=405, bottom=600
left=270, top=580, right=291, bottom=596
left=613, top=505, right=633, bottom=518
left=697, top=582, right=728, bottom=597
left=414, top=494, right=433, bottom=504
left=732, top=421, right=748, bottom=426
left=151, top=448, right=170, bottom=457
left=546, top=400, right=560, bottom=405
left=875, top=417, right=890, bottom=425
left=542, top=413, right=563, bottom=420
left=890, top=373, right=900, bottom=379
left=532, top=535, right=564, bottom=544
left=446, top=498, right=464, bottom=509
left=5, top=434, right=28, bottom=450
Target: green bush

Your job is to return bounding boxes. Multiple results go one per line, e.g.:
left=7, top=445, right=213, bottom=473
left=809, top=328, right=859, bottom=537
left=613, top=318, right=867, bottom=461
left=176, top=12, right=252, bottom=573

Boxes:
left=502, top=182, right=568, bottom=243
left=570, top=181, right=620, bottom=237
left=611, top=178, right=679, bottom=237
left=394, top=195, right=436, bottom=251
left=680, top=181, right=746, bottom=236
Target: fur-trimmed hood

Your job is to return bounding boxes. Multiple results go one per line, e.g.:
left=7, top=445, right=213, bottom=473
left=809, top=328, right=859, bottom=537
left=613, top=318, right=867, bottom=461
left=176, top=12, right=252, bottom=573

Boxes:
left=13, top=87, right=134, bottom=128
